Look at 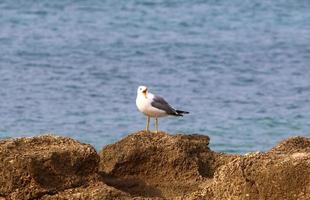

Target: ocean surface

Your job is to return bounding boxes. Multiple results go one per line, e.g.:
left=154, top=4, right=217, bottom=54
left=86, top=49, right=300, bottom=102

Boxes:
left=0, top=0, right=310, bottom=153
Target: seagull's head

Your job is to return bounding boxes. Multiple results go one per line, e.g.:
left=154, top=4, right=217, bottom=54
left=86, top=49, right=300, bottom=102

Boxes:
left=137, top=86, right=148, bottom=98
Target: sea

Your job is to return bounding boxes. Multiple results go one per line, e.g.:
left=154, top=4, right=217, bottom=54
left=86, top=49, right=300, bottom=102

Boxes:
left=0, top=0, right=309, bottom=153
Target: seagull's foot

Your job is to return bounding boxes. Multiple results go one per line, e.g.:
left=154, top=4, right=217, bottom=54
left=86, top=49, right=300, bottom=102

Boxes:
left=148, top=130, right=158, bottom=134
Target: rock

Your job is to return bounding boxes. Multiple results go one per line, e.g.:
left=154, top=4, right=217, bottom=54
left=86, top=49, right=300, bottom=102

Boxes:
left=194, top=136, right=310, bottom=200
left=1, top=132, right=309, bottom=200
left=0, top=135, right=99, bottom=200
left=99, top=131, right=236, bottom=199
left=41, top=182, right=130, bottom=200
left=99, top=132, right=310, bottom=200
left=270, top=136, right=310, bottom=154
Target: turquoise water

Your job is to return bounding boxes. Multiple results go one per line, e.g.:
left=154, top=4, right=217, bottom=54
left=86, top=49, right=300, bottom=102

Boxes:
left=0, top=0, right=310, bottom=153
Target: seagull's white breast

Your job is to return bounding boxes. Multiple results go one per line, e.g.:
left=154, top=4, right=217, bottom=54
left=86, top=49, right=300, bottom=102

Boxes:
left=136, top=92, right=168, bottom=118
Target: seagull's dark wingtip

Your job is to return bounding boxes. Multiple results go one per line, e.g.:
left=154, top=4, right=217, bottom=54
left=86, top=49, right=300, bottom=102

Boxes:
left=175, top=110, right=189, bottom=115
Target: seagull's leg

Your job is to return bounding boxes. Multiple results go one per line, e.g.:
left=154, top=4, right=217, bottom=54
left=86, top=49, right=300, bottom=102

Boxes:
left=146, top=116, right=150, bottom=132
left=155, top=118, right=159, bottom=133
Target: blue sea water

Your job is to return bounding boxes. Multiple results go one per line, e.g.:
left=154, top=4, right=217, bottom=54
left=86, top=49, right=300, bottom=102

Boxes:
left=0, top=0, right=310, bottom=153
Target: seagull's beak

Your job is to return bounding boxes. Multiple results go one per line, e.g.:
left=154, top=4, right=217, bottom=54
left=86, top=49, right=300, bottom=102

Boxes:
left=142, top=89, right=147, bottom=98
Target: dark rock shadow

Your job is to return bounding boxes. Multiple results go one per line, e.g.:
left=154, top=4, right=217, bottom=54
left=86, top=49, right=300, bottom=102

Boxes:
left=100, top=172, right=163, bottom=198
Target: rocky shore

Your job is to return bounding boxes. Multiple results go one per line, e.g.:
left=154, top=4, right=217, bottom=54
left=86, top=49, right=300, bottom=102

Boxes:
left=0, top=131, right=309, bottom=200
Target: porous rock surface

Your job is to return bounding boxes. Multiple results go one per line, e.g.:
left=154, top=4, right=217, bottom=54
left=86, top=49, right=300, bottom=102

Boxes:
left=99, top=131, right=236, bottom=199
left=0, top=132, right=309, bottom=200
left=99, top=132, right=310, bottom=200
left=0, top=135, right=124, bottom=200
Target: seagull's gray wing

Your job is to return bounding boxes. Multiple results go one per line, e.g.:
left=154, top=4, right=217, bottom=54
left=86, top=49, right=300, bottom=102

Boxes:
left=151, top=95, right=178, bottom=115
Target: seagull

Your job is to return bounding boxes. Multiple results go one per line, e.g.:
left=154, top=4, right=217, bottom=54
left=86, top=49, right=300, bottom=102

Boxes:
left=136, top=86, right=189, bottom=133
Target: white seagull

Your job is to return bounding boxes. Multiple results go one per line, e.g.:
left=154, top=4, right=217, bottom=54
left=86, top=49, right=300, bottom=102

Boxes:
left=136, top=86, right=189, bottom=133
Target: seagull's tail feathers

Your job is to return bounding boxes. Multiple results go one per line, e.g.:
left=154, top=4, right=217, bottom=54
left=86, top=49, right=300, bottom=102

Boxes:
left=174, top=110, right=189, bottom=116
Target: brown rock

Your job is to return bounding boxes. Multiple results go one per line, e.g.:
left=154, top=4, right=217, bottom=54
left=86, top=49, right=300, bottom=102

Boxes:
left=0, top=135, right=99, bottom=200
left=41, top=182, right=130, bottom=200
left=99, top=131, right=236, bottom=199
left=196, top=136, right=310, bottom=200
left=270, top=136, right=310, bottom=154
left=1, top=132, right=309, bottom=200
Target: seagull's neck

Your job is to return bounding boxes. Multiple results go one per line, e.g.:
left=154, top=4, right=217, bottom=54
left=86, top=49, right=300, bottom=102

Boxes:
left=147, top=92, right=154, bottom=99
left=137, top=92, right=154, bottom=99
